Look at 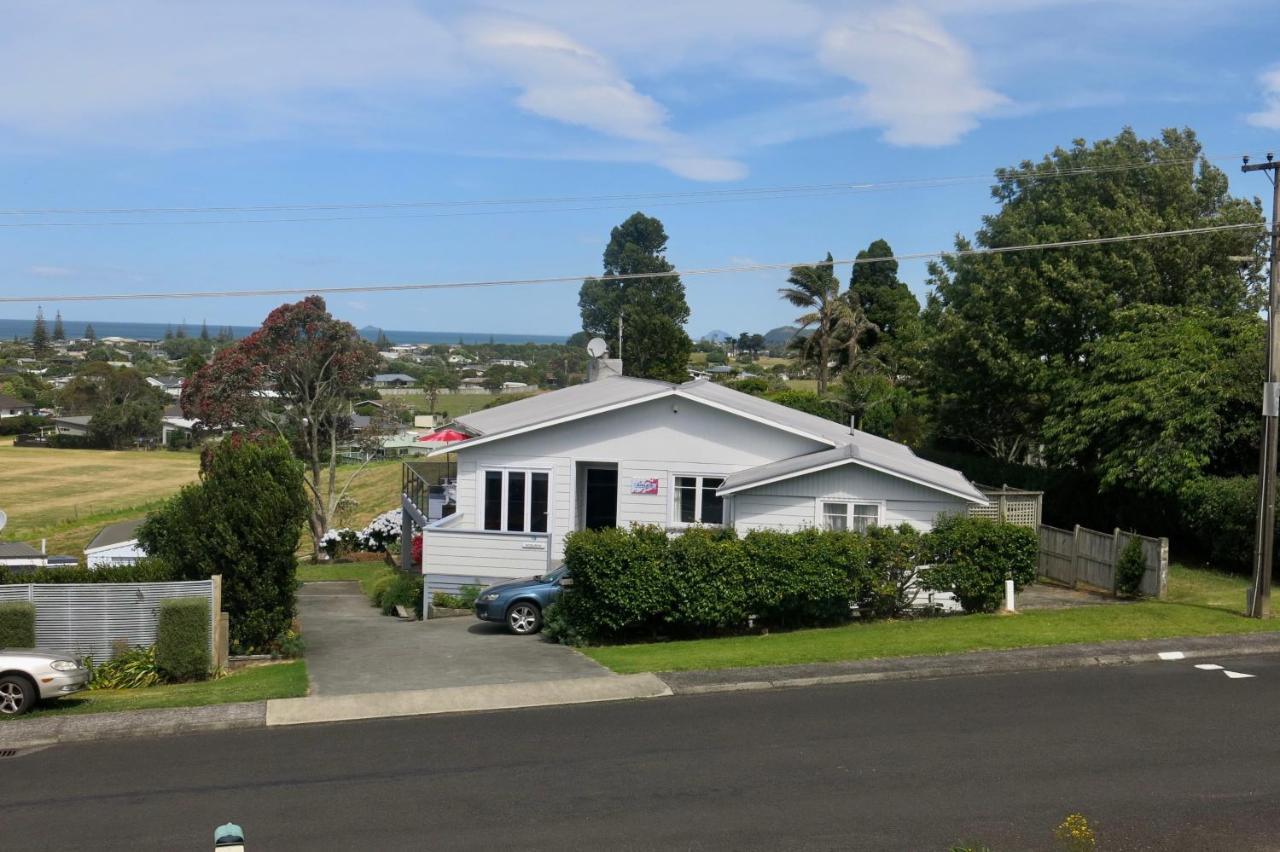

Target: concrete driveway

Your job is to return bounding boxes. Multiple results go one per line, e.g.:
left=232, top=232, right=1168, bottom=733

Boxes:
left=297, top=582, right=610, bottom=696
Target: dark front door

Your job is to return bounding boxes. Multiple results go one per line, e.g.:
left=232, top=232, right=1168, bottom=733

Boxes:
left=584, top=467, right=618, bottom=530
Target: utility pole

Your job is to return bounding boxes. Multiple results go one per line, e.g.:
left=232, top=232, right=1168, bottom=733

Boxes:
left=1245, top=152, right=1280, bottom=619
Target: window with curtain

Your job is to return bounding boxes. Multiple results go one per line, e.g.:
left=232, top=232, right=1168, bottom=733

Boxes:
left=821, top=501, right=880, bottom=533
left=675, top=475, right=726, bottom=525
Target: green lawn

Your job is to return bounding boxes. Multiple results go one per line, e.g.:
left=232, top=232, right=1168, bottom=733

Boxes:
left=582, top=566, right=1279, bottom=674
left=4, top=661, right=308, bottom=721
left=296, top=561, right=393, bottom=597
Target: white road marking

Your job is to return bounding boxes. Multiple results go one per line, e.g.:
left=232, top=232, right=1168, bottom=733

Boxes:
left=1158, top=651, right=1186, bottom=660
left=1195, top=664, right=1225, bottom=670
left=1223, top=671, right=1256, bottom=679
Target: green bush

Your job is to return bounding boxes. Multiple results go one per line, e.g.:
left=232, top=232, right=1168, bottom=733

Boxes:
left=1180, top=475, right=1258, bottom=572
left=458, top=584, right=483, bottom=608
left=432, top=584, right=482, bottom=610
left=0, top=558, right=179, bottom=585
left=379, top=572, right=423, bottom=618
left=154, top=596, right=211, bottom=680
left=0, top=601, right=36, bottom=647
left=137, top=436, right=309, bottom=653
left=923, top=516, right=1038, bottom=613
left=367, top=572, right=399, bottom=608
left=0, top=414, right=50, bottom=436
left=89, top=645, right=162, bottom=690
left=740, top=528, right=865, bottom=627
left=861, top=524, right=927, bottom=618
left=666, top=527, right=752, bottom=629
left=557, top=525, right=674, bottom=641
left=1115, top=535, right=1147, bottom=598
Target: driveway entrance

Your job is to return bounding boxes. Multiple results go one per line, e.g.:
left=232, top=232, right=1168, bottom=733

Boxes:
left=297, top=582, right=610, bottom=696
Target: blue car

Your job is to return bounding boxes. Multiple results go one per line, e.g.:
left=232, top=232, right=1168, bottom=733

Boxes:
left=473, top=566, right=570, bottom=634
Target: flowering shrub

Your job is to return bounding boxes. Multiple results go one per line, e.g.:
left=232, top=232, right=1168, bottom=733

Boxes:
left=411, top=533, right=423, bottom=568
left=1053, top=814, right=1096, bottom=851
left=319, top=528, right=359, bottom=559
left=357, top=509, right=402, bottom=553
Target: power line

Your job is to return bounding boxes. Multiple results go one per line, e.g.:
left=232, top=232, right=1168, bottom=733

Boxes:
left=0, top=221, right=1265, bottom=304
left=0, top=153, right=1248, bottom=225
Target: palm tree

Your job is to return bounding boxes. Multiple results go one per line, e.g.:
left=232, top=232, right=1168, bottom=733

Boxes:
left=779, top=253, right=848, bottom=395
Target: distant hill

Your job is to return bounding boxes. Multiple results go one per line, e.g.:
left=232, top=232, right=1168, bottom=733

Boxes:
left=763, top=325, right=802, bottom=349
left=701, top=329, right=732, bottom=343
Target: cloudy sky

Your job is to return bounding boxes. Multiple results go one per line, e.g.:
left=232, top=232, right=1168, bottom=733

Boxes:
left=2, top=0, right=1278, bottom=337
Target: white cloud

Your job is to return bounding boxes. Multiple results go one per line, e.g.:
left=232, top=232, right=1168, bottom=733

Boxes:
left=1247, top=66, right=1280, bottom=129
left=463, top=17, right=745, bottom=180
left=818, top=5, right=1008, bottom=146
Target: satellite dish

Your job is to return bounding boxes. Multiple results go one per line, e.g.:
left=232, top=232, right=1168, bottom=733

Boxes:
left=0, top=510, right=7, bottom=534
left=586, top=337, right=609, bottom=359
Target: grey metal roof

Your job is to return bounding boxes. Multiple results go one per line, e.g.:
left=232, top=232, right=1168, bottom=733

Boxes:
left=373, top=373, right=417, bottom=383
left=55, top=415, right=93, bottom=426
left=454, top=375, right=672, bottom=437
left=0, top=541, right=43, bottom=559
left=717, top=442, right=987, bottom=503
left=86, top=518, right=146, bottom=551
left=0, top=394, right=35, bottom=410
left=676, top=380, right=855, bottom=446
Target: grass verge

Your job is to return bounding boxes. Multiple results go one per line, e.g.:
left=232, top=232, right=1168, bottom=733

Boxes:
left=582, top=566, right=1278, bottom=674
left=296, top=562, right=394, bottom=598
left=3, top=660, right=309, bottom=721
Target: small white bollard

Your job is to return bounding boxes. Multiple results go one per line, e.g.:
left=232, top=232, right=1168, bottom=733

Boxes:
left=1004, top=579, right=1016, bottom=613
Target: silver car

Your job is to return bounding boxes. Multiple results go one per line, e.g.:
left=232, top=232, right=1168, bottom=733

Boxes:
left=0, top=649, right=91, bottom=716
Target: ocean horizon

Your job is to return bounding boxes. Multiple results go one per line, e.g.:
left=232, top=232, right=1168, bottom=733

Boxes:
left=0, top=317, right=570, bottom=346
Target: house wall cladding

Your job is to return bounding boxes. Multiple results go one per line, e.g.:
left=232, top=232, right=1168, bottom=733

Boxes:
left=0, top=579, right=216, bottom=661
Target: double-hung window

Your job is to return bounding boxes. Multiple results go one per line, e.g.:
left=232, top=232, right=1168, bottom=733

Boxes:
left=483, top=470, right=549, bottom=533
left=821, top=501, right=880, bottom=533
left=674, top=475, right=726, bottom=526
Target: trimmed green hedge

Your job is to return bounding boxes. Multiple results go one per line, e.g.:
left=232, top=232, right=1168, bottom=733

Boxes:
left=0, top=601, right=36, bottom=648
left=0, top=559, right=180, bottom=585
left=553, top=517, right=1038, bottom=644
left=155, top=596, right=211, bottom=680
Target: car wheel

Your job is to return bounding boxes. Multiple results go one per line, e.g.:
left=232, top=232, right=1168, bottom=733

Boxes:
left=0, top=674, right=36, bottom=716
left=507, top=602, right=542, bottom=635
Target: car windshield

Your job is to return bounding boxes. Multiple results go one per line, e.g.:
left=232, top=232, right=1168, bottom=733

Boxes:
left=540, top=567, right=566, bottom=583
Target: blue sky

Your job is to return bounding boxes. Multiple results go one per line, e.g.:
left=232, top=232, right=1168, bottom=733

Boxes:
left=2, top=0, right=1279, bottom=339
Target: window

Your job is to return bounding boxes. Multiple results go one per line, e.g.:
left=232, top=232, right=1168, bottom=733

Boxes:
left=482, top=470, right=550, bottom=533
left=821, top=501, right=880, bottom=533
left=674, top=475, right=726, bottom=525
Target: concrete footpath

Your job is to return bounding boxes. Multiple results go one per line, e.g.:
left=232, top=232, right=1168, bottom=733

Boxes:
left=5, top=632, right=1280, bottom=750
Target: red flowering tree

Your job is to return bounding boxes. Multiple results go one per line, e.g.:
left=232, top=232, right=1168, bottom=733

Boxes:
left=182, top=297, right=381, bottom=559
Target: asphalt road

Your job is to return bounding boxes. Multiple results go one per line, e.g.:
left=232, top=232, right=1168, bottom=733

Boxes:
left=5, top=655, right=1280, bottom=851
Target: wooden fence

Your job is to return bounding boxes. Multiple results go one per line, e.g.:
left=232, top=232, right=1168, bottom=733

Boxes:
left=1037, top=524, right=1169, bottom=598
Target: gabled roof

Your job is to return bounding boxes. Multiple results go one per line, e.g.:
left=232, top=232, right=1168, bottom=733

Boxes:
left=55, top=414, right=93, bottom=426
left=86, top=518, right=146, bottom=552
left=717, top=442, right=988, bottom=504
left=373, top=373, right=416, bottom=383
left=0, top=394, right=35, bottom=410
left=0, top=541, right=43, bottom=559
left=439, top=374, right=984, bottom=504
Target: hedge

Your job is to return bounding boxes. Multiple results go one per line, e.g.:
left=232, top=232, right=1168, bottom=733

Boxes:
left=154, top=596, right=211, bottom=680
left=0, top=601, right=36, bottom=648
left=0, top=559, right=181, bottom=586
left=923, top=516, right=1038, bottom=613
left=1179, top=475, right=1258, bottom=572
left=553, top=517, right=1039, bottom=643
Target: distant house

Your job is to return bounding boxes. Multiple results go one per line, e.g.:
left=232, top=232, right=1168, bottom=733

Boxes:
left=491, top=359, right=529, bottom=369
left=84, top=519, right=147, bottom=569
left=53, top=415, right=93, bottom=437
left=146, top=375, right=185, bottom=398
left=370, top=373, right=417, bottom=389
left=500, top=381, right=532, bottom=393
left=0, top=394, right=36, bottom=419
left=456, top=377, right=489, bottom=395
left=0, top=541, right=47, bottom=571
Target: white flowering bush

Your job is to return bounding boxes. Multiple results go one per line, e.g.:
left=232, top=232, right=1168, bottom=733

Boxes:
left=320, top=528, right=359, bottom=559
left=356, top=509, right=402, bottom=553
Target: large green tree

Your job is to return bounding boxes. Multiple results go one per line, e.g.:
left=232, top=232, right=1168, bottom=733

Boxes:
left=31, top=307, right=50, bottom=356
left=925, top=127, right=1267, bottom=461
left=779, top=254, right=873, bottom=395
left=578, top=212, right=692, bottom=381
left=138, top=436, right=309, bottom=652
left=1042, top=306, right=1262, bottom=496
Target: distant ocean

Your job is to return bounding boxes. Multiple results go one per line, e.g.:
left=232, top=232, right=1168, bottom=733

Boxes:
left=0, top=317, right=568, bottom=346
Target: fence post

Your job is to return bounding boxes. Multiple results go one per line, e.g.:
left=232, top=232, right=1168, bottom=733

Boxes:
left=1157, top=537, right=1170, bottom=600
left=1111, top=528, right=1123, bottom=596
left=1071, top=524, right=1083, bottom=589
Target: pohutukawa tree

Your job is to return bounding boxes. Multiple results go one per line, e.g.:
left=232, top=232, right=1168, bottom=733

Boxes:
left=181, top=296, right=382, bottom=559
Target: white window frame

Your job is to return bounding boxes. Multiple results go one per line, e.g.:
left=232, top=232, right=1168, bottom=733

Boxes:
left=815, top=499, right=883, bottom=533
left=670, top=473, right=729, bottom=528
left=480, top=467, right=552, bottom=534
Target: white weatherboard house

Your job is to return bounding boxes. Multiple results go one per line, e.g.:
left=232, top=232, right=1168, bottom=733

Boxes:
left=84, top=519, right=147, bottom=569
left=406, top=372, right=987, bottom=593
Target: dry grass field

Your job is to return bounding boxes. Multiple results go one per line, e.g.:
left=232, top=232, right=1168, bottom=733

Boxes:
left=0, top=442, right=405, bottom=559
left=0, top=442, right=201, bottom=555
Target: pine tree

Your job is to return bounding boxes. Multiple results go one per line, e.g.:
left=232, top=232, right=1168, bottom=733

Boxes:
left=53, top=310, right=66, bottom=341
left=375, top=329, right=391, bottom=350
left=164, top=325, right=174, bottom=341
left=31, top=306, right=50, bottom=356
left=84, top=322, right=97, bottom=343
left=200, top=320, right=210, bottom=341
left=176, top=320, right=188, bottom=339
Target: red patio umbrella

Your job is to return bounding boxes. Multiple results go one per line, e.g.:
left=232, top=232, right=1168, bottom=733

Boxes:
left=416, top=428, right=470, bottom=444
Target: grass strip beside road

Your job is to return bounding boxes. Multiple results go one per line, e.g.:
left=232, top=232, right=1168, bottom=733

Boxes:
left=583, top=566, right=1278, bottom=674
left=3, top=661, right=309, bottom=721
